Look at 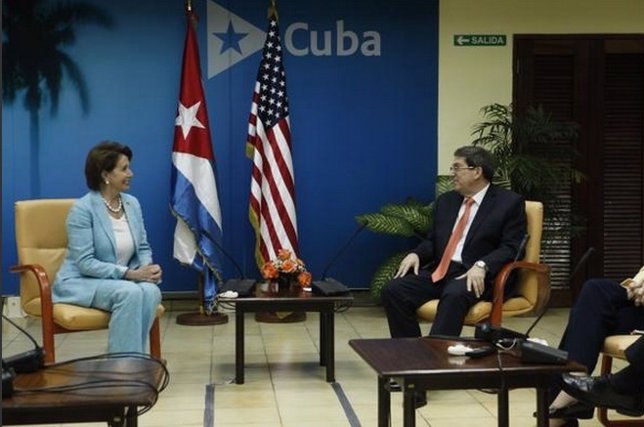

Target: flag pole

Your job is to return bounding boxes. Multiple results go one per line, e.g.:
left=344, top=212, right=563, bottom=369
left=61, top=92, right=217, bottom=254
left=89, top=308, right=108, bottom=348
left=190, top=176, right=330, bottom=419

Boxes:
left=172, top=0, right=228, bottom=326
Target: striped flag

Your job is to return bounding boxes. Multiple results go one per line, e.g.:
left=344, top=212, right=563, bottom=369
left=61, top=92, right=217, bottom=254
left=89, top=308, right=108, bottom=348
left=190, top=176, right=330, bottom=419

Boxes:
left=246, top=7, right=299, bottom=269
left=171, top=8, right=223, bottom=313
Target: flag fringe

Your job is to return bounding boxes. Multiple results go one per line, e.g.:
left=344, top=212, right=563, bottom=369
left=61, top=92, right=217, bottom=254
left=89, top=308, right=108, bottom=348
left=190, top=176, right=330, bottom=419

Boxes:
left=169, top=205, right=224, bottom=286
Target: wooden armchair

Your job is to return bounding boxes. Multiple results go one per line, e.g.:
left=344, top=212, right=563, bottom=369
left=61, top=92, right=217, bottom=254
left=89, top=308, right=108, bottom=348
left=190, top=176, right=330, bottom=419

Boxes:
left=10, top=199, right=164, bottom=364
left=597, top=335, right=644, bottom=427
left=417, top=200, right=550, bottom=327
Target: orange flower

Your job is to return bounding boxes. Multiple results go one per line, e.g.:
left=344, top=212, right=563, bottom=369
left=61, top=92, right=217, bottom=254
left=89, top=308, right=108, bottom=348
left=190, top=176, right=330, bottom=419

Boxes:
left=297, top=271, right=312, bottom=286
left=277, top=248, right=292, bottom=261
left=281, top=259, right=297, bottom=273
left=261, top=262, right=279, bottom=279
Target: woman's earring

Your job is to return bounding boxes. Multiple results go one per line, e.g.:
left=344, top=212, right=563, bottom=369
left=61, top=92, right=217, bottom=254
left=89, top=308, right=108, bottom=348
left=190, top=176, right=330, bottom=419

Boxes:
left=105, top=180, right=109, bottom=185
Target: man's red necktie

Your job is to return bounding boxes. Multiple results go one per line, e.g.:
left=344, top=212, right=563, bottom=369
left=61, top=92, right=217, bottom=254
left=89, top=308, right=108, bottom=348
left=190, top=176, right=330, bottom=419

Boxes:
left=431, top=197, right=474, bottom=282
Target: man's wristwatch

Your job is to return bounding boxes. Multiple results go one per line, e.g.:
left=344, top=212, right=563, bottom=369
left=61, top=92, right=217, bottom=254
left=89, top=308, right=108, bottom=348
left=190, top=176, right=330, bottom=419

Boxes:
left=475, top=260, right=488, bottom=271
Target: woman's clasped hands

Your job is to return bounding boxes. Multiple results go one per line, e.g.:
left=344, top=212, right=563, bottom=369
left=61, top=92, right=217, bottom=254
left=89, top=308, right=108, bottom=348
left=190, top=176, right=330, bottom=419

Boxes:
left=126, top=264, right=163, bottom=284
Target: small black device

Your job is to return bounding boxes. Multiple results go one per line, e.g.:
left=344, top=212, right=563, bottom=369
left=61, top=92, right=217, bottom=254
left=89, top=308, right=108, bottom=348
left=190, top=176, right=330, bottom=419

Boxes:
left=312, top=278, right=350, bottom=296
left=520, top=340, right=568, bottom=364
left=2, top=364, right=15, bottom=398
left=474, top=322, right=527, bottom=342
left=218, top=279, right=256, bottom=297
left=2, top=314, right=45, bottom=374
left=464, top=346, right=496, bottom=358
left=2, top=314, right=46, bottom=398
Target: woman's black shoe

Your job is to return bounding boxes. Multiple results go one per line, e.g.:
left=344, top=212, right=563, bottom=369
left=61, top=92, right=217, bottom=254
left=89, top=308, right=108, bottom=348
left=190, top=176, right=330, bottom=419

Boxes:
left=532, top=402, right=594, bottom=420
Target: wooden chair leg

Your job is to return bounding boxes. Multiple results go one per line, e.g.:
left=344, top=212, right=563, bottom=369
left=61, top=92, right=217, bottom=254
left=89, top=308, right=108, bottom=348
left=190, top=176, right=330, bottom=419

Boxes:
left=597, top=354, right=644, bottom=427
left=41, top=320, right=56, bottom=364
left=149, top=317, right=161, bottom=360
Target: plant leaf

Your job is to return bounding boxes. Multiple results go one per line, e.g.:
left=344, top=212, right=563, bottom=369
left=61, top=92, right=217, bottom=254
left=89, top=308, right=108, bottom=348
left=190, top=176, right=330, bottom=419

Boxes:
left=369, top=252, right=407, bottom=301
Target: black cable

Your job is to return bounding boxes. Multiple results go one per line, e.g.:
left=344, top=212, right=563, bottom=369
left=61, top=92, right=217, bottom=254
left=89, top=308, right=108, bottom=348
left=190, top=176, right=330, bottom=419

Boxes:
left=2, top=313, right=41, bottom=349
left=13, top=352, right=169, bottom=416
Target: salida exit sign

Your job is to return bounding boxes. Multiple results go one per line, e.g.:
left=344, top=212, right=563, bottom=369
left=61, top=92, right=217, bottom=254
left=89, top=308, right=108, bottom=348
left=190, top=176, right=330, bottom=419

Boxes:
left=454, top=34, right=507, bottom=46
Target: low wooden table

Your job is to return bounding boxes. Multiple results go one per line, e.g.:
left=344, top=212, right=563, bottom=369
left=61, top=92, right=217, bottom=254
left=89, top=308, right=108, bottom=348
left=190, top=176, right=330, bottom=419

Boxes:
left=2, top=355, right=167, bottom=426
left=349, top=337, right=584, bottom=427
left=229, top=282, right=353, bottom=384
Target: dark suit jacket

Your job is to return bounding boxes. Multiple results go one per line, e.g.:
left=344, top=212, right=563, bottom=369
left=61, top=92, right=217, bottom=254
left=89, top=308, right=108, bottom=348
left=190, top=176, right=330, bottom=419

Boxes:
left=413, top=185, right=527, bottom=286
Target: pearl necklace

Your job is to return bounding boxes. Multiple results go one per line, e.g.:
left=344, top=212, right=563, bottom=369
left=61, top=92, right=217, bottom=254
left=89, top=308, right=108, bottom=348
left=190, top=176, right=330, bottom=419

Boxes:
left=102, top=196, right=123, bottom=213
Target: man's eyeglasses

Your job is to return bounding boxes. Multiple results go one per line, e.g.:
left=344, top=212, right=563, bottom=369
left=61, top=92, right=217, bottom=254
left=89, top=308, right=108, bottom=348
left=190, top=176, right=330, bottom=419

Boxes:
left=449, top=165, right=476, bottom=172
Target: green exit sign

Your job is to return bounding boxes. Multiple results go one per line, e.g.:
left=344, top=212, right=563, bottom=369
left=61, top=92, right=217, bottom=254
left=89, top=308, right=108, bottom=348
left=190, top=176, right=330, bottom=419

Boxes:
left=454, top=34, right=507, bottom=47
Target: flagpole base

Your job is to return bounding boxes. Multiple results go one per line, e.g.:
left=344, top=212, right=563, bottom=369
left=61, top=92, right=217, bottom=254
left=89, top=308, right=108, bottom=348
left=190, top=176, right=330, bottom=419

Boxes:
left=176, top=312, right=229, bottom=326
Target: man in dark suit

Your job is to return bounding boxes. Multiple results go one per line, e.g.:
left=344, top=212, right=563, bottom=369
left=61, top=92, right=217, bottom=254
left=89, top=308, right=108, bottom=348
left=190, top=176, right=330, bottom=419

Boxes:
left=381, top=145, right=527, bottom=338
left=563, top=335, right=644, bottom=415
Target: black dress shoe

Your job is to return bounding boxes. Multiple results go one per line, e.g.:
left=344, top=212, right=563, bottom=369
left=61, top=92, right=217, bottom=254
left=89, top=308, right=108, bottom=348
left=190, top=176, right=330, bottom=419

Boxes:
left=533, top=402, right=594, bottom=420
left=562, top=374, right=644, bottom=416
left=414, top=391, right=427, bottom=409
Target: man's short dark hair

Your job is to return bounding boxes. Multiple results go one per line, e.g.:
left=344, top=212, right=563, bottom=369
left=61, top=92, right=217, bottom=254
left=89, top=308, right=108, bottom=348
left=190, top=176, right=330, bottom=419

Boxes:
left=85, top=141, right=133, bottom=191
left=454, top=145, right=496, bottom=181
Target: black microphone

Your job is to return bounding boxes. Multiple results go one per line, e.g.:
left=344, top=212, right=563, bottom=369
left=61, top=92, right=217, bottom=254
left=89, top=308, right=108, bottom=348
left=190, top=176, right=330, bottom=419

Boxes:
left=513, top=233, right=530, bottom=263
left=320, top=221, right=368, bottom=280
left=311, top=221, right=367, bottom=296
left=523, top=246, right=595, bottom=337
left=201, top=229, right=247, bottom=279
left=2, top=314, right=44, bottom=373
left=200, top=229, right=256, bottom=297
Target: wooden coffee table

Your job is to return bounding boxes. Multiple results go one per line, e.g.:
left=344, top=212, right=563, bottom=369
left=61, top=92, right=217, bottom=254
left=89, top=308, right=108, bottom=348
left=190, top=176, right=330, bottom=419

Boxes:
left=228, top=282, right=353, bottom=384
left=349, top=337, right=585, bottom=427
left=2, top=355, right=167, bottom=426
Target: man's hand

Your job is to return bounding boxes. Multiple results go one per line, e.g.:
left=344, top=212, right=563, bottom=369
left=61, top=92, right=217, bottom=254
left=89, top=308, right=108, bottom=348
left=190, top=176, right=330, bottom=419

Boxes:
left=626, top=281, right=644, bottom=306
left=394, top=253, right=420, bottom=278
left=457, top=265, right=486, bottom=298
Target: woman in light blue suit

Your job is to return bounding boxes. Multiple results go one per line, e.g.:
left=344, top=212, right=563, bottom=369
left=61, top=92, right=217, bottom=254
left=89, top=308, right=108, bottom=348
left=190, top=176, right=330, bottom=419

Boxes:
left=53, top=141, right=162, bottom=354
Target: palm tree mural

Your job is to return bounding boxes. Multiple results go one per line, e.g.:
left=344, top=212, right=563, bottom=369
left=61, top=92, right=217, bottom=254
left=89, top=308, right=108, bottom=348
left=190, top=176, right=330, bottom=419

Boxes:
left=3, top=0, right=113, bottom=196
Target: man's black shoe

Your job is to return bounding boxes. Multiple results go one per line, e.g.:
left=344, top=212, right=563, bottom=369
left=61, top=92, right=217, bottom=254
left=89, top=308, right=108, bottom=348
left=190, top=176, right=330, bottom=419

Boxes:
left=562, top=374, right=644, bottom=416
left=414, top=391, right=427, bottom=409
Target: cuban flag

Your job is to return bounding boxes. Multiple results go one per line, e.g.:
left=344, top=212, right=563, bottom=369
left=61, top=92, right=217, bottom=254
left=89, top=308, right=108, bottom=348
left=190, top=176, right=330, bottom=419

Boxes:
left=171, top=8, right=223, bottom=314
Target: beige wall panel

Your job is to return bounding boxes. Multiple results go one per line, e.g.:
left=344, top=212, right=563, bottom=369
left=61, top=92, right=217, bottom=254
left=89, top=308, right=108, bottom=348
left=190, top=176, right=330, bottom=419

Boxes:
left=438, top=0, right=643, bottom=173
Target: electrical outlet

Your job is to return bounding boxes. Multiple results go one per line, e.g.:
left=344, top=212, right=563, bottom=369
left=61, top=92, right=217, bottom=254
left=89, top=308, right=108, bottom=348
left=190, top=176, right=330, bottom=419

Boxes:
left=3, top=296, right=25, bottom=318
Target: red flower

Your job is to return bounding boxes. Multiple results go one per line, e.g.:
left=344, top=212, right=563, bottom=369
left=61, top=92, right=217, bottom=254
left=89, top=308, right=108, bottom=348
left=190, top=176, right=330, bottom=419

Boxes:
left=281, top=259, right=297, bottom=273
left=261, top=262, right=279, bottom=279
left=297, top=271, right=312, bottom=286
left=277, top=248, right=292, bottom=261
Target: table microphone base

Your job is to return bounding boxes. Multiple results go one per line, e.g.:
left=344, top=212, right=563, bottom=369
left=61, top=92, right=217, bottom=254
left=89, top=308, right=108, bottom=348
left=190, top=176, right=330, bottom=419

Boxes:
left=176, top=312, right=229, bottom=325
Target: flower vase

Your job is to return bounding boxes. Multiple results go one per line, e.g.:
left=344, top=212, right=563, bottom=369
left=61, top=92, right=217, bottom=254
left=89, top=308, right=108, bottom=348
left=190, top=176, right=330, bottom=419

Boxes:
left=277, top=275, right=294, bottom=291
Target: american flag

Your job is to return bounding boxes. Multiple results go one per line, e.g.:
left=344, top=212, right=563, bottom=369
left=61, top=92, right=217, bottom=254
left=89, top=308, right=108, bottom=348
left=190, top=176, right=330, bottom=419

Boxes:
left=246, top=11, right=298, bottom=268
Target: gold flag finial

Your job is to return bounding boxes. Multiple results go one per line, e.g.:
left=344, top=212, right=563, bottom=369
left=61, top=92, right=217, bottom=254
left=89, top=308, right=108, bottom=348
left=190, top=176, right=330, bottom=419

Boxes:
left=267, top=0, right=278, bottom=21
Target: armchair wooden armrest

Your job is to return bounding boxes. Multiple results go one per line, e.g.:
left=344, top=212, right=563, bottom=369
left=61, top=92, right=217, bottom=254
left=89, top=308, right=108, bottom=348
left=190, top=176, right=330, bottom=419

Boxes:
left=489, top=260, right=550, bottom=325
left=10, top=264, right=57, bottom=362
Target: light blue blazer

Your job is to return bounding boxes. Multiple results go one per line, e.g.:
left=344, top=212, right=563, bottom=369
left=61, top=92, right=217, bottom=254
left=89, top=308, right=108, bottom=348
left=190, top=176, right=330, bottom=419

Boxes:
left=53, top=191, right=154, bottom=307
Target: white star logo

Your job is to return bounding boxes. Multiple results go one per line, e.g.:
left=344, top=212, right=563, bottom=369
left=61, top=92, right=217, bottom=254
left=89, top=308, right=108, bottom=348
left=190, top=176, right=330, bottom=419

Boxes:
left=175, top=101, right=206, bottom=139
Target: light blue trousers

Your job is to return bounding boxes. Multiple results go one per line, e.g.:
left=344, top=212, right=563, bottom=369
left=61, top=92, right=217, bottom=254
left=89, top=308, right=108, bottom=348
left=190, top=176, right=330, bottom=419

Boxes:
left=91, top=280, right=162, bottom=353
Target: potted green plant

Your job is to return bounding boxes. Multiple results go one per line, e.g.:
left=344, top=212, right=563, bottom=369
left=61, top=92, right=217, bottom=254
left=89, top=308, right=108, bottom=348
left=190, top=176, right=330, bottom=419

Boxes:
left=471, top=103, right=585, bottom=244
left=355, top=176, right=453, bottom=301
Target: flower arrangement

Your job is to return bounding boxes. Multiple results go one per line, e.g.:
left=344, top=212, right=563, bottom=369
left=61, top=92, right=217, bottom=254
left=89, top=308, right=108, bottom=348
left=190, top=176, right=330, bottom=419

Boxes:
left=261, top=248, right=312, bottom=287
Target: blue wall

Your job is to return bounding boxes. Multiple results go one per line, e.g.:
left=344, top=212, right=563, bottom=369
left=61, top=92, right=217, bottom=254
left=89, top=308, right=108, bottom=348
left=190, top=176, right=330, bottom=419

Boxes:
left=1, top=0, right=438, bottom=295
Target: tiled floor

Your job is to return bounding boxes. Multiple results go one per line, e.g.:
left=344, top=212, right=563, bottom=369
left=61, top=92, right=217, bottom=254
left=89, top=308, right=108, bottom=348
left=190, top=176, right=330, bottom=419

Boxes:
left=2, top=297, right=637, bottom=426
